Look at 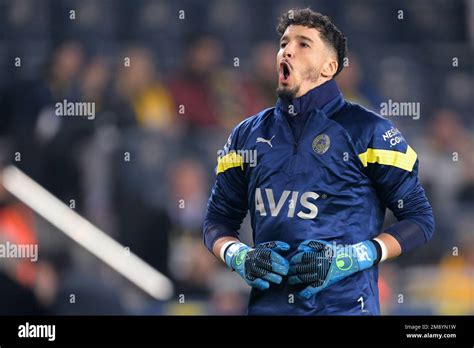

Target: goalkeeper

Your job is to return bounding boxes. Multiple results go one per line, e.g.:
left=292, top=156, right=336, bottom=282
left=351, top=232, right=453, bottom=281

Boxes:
left=203, top=8, right=434, bottom=315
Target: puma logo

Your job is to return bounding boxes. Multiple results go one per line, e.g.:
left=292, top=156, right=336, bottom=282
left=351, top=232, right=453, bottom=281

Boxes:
left=256, top=135, right=275, bottom=148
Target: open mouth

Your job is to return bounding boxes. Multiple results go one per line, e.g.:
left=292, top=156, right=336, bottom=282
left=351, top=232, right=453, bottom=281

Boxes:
left=279, top=61, right=291, bottom=83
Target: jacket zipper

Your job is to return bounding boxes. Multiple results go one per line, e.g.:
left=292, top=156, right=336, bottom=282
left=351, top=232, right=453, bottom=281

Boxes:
left=283, top=110, right=314, bottom=172
left=284, top=110, right=314, bottom=154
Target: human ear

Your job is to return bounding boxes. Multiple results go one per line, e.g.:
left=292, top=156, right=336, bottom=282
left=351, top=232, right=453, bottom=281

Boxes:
left=321, top=58, right=338, bottom=78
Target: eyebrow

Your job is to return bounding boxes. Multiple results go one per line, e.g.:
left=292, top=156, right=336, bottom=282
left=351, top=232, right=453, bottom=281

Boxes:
left=296, top=35, right=314, bottom=43
left=280, top=34, right=314, bottom=43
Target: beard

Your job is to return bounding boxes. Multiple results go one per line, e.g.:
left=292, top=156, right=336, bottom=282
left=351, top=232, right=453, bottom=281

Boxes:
left=275, top=67, right=319, bottom=100
left=276, top=85, right=300, bottom=100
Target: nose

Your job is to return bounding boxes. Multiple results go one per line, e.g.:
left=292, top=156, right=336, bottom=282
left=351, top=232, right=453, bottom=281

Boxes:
left=283, top=49, right=293, bottom=59
left=283, top=43, right=294, bottom=59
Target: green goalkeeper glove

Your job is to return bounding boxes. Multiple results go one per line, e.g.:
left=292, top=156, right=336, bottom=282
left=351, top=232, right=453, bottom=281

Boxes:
left=224, top=241, right=290, bottom=290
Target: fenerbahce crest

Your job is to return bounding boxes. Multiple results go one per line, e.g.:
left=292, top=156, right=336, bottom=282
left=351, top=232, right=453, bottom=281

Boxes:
left=312, top=134, right=330, bottom=154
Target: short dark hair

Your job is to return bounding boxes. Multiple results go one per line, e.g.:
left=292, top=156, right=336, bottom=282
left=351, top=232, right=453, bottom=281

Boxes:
left=276, top=8, right=347, bottom=77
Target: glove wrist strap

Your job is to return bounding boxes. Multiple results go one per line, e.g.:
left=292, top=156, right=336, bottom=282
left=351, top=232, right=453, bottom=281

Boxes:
left=220, top=241, right=236, bottom=262
left=224, top=242, right=247, bottom=269
left=373, top=238, right=388, bottom=262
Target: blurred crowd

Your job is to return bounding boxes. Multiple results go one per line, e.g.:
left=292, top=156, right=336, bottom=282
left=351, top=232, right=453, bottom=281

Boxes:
left=0, top=0, right=472, bottom=315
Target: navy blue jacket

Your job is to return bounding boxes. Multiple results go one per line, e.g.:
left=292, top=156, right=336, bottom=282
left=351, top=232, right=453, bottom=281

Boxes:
left=203, top=80, right=434, bottom=315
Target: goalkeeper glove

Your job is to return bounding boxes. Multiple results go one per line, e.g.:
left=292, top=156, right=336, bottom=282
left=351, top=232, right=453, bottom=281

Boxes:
left=288, top=239, right=380, bottom=299
left=224, top=241, right=290, bottom=290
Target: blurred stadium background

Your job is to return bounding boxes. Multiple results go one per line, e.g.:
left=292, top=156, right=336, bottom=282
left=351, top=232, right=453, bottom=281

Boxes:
left=0, top=0, right=472, bottom=315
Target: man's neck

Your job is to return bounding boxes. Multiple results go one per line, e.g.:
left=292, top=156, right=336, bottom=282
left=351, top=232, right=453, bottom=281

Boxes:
left=294, top=78, right=332, bottom=98
left=276, top=79, right=341, bottom=115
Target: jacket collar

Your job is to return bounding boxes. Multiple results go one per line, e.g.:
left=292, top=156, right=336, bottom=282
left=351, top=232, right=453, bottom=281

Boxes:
left=276, top=79, right=343, bottom=117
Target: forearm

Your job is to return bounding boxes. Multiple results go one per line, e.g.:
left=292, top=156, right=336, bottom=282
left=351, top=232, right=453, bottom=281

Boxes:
left=203, top=217, right=240, bottom=253
left=373, top=232, right=402, bottom=261
left=385, top=184, right=435, bottom=253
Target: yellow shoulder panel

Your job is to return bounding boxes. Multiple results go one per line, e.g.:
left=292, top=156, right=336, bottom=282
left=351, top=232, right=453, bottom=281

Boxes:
left=216, top=152, right=244, bottom=174
left=358, top=145, right=417, bottom=172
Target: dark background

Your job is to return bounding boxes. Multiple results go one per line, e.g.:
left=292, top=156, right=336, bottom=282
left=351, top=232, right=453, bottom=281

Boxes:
left=0, top=0, right=472, bottom=315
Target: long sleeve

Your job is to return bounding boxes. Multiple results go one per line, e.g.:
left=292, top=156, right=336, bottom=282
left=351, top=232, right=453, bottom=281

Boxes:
left=359, top=118, right=435, bottom=252
left=203, top=126, right=249, bottom=252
